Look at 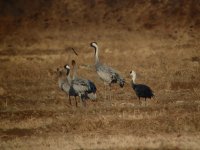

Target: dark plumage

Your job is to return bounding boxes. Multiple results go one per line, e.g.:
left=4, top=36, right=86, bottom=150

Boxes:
left=87, top=80, right=97, bottom=93
left=131, top=83, right=154, bottom=100
left=130, top=70, right=154, bottom=102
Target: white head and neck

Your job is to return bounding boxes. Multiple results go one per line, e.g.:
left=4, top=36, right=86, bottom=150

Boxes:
left=130, top=70, right=136, bottom=84
left=64, top=64, right=71, bottom=82
left=90, top=42, right=99, bottom=64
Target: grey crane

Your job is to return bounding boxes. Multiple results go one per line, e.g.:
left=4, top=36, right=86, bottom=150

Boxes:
left=57, top=65, right=78, bottom=106
left=90, top=42, right=125, bottom=99
left=130, top=70, right=154, bottom=105
left=70, top=60, right=97, bottom=107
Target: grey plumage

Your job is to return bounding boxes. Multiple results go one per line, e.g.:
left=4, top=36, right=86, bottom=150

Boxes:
left=90, top=42, right=125, bottom=88
left=70, top=60, right=97, bottom=106
left=57, top=65, right=78, bottom=106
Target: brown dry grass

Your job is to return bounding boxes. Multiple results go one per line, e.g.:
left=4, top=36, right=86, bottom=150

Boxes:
left=0, top=1, right=200, bottom=148
left=0, top=28, right=200, bottom=149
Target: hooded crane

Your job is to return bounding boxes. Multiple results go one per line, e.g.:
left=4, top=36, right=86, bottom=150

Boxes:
left=90, top=42, right=125, bottom=99
left=130, top=70, right=154, bottom=104
left=70, top=60, right=97, bottom=106
left=57, top=65, right=78, bottom=106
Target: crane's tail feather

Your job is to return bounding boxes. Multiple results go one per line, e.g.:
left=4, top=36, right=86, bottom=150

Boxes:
left=88, top=80, right=97, bottom=93
left=87, top=93, right=97, bottom=100
left=118, top=78, right=125, bottom=88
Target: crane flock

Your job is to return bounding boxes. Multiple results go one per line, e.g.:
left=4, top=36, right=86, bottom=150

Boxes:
left=56, top=42, right=154, bottom=107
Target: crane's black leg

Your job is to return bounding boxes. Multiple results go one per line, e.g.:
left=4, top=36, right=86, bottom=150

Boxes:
left=138, top=97, right=142, bottom=105
left=83, top=99, right=86, bottom=107
left=104, top=82, right=107, bottom=100
left=75, top=96, right=78, bottom=107
left=145, top=98, right=147, bottom=106
left=79, top=94, right=86, bottom=107
left=109, top=83, right=112, bottom=101
left=68, top=95, right=72, bottom=105
left=81, top=96, right=86, bottom=107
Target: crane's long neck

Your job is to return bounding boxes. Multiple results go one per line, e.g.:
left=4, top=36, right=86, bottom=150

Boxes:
left=131, top=76, right=136, bottom=84
left=94, top=45, right=99, bottom=64
left=58, top=76, right=67, bottom=89
left=72, top=64, right=78, bottom=80
left=66, top=69, right=71, bottom=84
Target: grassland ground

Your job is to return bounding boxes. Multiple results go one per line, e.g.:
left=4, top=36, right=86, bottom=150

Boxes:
left=0, top=33, right=200, bottom=149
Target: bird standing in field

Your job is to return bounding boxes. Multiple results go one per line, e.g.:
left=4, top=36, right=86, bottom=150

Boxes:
left=57, top=65, right=78, bottom=106
left=130, top=70, right=154, bottom=105
left=70, top=60, right=97, bottom=106
left=90, top=42, right=125, bottom=100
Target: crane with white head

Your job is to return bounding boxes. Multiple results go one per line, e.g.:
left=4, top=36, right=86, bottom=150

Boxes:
left=90, top=42, right=125, bottom=100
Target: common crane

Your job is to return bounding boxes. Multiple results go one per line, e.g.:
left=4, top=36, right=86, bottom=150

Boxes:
left=70, top=60, right=97, bottom=106
left=90, top=42, right=125, bottom=100
left=57, top=65, right=78, bottom=106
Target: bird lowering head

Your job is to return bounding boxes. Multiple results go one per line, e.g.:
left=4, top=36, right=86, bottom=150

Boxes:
left=130, top=70, right=136, bottom=82
left=90, top=42, right=98, bottom=51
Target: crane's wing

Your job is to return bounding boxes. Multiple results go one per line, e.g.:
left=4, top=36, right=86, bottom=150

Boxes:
left=97, top=64, right=125, bottom=86
left=96, top=64, right=117, bottom=82
left=72, top=78, right=89, bottom=93
left=61, top=82, right=71, bottom=93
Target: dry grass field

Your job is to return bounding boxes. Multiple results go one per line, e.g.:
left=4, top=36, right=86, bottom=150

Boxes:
left=0, top=0, right=200, bottom=149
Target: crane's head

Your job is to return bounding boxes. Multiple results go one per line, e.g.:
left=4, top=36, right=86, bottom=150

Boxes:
left=130, top=70, right=136, bottom=81
left=63, top=64, right=70, bottom=75
left=90, top=42, right=98, bottom=49
left=71, top=60, right=76, bottom=67
left=64, top=64, right=70, bottom=70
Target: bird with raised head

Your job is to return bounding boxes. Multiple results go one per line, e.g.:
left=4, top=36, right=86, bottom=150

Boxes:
left=90, top=42, right=125, bottom=100
left=70, top=60, right=97, bottom=107
left=57, top=64, right=78, bottom=106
